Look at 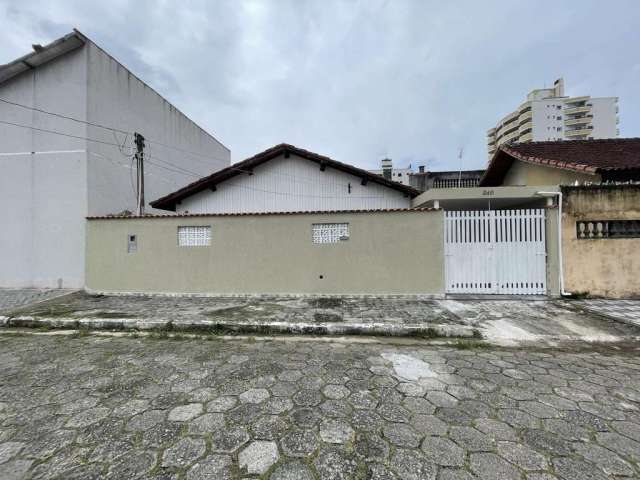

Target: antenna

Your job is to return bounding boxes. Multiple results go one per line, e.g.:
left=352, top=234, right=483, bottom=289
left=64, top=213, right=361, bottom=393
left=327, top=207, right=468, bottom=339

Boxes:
left=457, top=147, right=464, bottom=188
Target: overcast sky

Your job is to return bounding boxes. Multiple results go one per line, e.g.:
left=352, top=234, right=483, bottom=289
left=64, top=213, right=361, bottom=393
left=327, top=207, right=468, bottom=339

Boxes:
left=1, top=0, right=639, bottom=170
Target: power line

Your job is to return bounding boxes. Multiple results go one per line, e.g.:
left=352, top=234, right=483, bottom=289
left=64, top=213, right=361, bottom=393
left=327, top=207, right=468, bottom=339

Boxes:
left=0, top=97, right=130, bottom=135
left=0, top=98, right=382, bottom=188
left=1, top=118, right=389, bottom=199
left=0, top=119, right=133, bottom=148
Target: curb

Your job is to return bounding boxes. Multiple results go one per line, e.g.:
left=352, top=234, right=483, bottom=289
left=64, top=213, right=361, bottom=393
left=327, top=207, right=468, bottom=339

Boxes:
left=0, top=315, right=478, bottom=339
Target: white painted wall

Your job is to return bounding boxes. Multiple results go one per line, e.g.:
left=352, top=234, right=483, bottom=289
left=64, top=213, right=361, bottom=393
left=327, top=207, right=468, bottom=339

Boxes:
left=0, top=38, right=230, bottom=288
left=589, top=97, right=618, bottom=138
left=177, top=154, right=412, bottom=214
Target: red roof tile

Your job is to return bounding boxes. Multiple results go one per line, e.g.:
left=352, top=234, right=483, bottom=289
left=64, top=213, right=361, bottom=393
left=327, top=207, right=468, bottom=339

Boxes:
left=480, top=138, right=640, bottom=186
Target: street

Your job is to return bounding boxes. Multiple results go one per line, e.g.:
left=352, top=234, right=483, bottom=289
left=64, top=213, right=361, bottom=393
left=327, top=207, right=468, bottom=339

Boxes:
left=1, top=333, right=640, bottom=479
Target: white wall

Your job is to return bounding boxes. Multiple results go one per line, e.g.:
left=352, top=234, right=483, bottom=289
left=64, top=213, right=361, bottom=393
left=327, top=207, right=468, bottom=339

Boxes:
left=0, top=47, right=89, bottom=288
left=85, top=42, right=230, bottom=216
left=178, top=153, right=412, bottom=214
left=532, top=99, right=564, bottom=141
left=589, top=97, right=618, bottom=139
left=0, top=38, right=230, bottom=288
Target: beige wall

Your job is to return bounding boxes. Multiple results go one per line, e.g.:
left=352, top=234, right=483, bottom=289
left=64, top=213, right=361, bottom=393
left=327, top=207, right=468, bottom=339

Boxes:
left=503, top=160, right=600, bottom=186
left=562, top=186, right=640, bottom=298
left=86, top=210, right=445, bottom=295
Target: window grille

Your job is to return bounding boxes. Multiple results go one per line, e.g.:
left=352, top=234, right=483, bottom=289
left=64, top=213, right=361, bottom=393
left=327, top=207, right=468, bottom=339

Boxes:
left=178, top=226, right=211, bottom=246
left=312, top=223, right=349, bottom=244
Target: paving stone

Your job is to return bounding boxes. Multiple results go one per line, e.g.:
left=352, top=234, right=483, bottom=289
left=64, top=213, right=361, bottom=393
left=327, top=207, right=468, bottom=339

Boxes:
left=0, top=442, right=25, bottom=464
left=470, top=452, right=522, bottom=480
left=354, top=433, right=389, bottom=461
left=438, top=469, right=476, bottom=480
left=292, top=389, right=323, bottom=407
left=281, top=429, right=319, bottom=457
left=106, top=450, right=155, bottom=479
left=319, top=419, right=354, bottom=444
left=389, top=449, right=437, bottom=480
left=421, top=436, right=465, bottom=466
left=251, top=415, right=290, bottom=440
left=320, top=399, right=352, bottom=418
left=269, top=460, right=315, bottom=480
left=238, top=441, right=279, bottom=475
left=162, top=437, right=206, bottom=468
left=290, top=407, right=322, bottom=429
left=168, top=403, right=203, bottom=421
left=497, top=441, right=548, bottom=471
left=450, top=426, right=494, bottom=451
left=323, top=384, right=350, bottom=399
left=349, top=390, right=378, bottom=409
left=594, top=432, right=640, bottom=462
left=611, top=420, right=640, bottom=442
left=0, top=459, right=33, bottom=480
left=65, top=407, right=110, bottom=428
left=426, top=391, right=458, bottom=408
left=383, top=422, right=422, bottom=448
left=211, top=426, right=250, bottom=453
left=475, top=418, right=517, bottom=441
left=206, top=396, right=237, bottom=412
left=552, top=457, right=609, bottom=480
left=314, top=448, right=358, bottom=480
left=187, top=454, right=233, bottom=480
left=366, top=463, right=398, bottom=480
left=240, top=388, right=270, bottom=404
left=264, top=397, right=294, bottom=414
left=410, top=414, right=449, bottom=435
left=127, top=409, right=166, bottom=431
left=573, top=441, right=635, bottom=477
left=188, top=413, right=225, bottom=434
left=141, top=422, right=182, bottom=448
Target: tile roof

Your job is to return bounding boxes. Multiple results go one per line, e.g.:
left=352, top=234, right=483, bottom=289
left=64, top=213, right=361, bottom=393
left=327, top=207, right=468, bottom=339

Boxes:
left=480, top=138, right=640, bottom=186
left=86, top=207, right=437, bottom=220
left=150, top=143, right=421, bottom=211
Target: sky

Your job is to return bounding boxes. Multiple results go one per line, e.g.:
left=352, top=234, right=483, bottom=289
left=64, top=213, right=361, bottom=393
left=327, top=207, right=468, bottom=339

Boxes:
left=1, top=0, right=639, bottom=171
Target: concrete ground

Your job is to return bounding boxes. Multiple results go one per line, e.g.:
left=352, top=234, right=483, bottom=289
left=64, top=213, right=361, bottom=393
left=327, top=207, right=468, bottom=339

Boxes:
left=3, top=291, right=640, bottom=344
left=2, top=332, right=640, bottom=479
left=0, top=289, right=75, bottom=313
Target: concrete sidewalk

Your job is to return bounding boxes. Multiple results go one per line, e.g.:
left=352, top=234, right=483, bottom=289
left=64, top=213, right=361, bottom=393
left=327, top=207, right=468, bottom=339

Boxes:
left=2, top=291, right=640, bottom=344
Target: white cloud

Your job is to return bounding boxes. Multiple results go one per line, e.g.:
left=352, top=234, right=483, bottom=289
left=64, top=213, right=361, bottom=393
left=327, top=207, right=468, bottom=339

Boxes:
left=1, top=0, right=639, bottom=170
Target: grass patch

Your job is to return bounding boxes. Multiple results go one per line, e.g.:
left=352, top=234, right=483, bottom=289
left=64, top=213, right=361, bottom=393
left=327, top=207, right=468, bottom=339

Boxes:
left=452, top=339, right=490, bottom=350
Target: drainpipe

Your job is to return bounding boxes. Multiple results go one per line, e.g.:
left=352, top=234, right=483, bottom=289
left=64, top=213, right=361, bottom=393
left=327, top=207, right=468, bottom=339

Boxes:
left=536, top=191, right=571, bottom=296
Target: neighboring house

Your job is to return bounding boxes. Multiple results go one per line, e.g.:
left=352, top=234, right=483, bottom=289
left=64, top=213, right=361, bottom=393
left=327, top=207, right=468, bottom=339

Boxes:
left=151, top=144, right=420, bottom=213
left=562, top=184, right=640, bottom=298
left=409, top=168, right=484, bottom=192
left=487, top=78, right=619, bottom=160
left=0, top=30, right=230, bottom=288
left=480, top=139, right=640, bottom=187
left=368, top=158, right=413, bottom=186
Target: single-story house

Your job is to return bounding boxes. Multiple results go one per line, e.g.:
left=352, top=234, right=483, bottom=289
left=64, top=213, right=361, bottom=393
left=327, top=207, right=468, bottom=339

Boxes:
left=150, top=143, right=421, bottom=214
left=479, top=138, right=640, bottom=187
left=86, top=144, right=561, bottom=297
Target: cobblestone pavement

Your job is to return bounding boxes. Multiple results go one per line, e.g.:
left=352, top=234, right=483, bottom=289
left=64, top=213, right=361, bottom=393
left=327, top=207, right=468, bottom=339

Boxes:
left=2, top=334, right=640, bottom=479
left=5, top=292, right=640, bottom=343
left=576, top=300, right=640, bottom=329
left=0, top=289, right=75, bottom=313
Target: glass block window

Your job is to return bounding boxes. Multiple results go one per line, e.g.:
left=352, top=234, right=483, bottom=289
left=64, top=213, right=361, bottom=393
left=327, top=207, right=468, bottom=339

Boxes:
left=312, top=223, right=349, bottom=244
left=178, top=226, right=211, bottom=246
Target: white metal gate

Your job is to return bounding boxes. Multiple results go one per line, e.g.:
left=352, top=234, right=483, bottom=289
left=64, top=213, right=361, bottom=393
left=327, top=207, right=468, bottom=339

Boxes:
left=444, top=209, right=547, bottom=295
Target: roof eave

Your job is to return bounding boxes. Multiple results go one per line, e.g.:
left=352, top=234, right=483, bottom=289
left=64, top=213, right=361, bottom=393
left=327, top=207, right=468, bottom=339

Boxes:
left=0, top=31, right=86, bottom=85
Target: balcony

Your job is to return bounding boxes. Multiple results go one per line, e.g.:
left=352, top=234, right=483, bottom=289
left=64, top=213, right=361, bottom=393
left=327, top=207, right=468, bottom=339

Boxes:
left=519, top=132, right=533, bottom=142
left=564, top=116, right=592, bottom=127
left=519, top=121, right=532, bottom=134
left=518, top=110, right=533, bottom=124
left=498, top=130, right=520, bottom=145
left=565, top=127, right=593, bottom=137
left=564, top=105, right=591, bottom=115
left=564, top=96, right=590, bottom=106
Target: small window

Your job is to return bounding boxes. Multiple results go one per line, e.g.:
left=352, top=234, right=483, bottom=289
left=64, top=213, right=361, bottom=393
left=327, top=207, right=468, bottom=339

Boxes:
left=127, top=234, right=137, bottom=253
left=178, top=226, right=211, bottom=246
left=557, top=105, right=562, bottom=110
left=312, top=223, right=349, bottom=244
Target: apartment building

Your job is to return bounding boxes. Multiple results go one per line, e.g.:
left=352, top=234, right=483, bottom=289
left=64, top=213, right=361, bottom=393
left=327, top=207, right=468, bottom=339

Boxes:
left=369, top=158, right=413, bottom=186
left=487, top=78, right=619, bottom=159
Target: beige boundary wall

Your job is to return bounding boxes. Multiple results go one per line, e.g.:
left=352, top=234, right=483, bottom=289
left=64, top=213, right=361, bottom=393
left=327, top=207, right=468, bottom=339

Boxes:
left=562, top=185, right=640, bottom=298
left=86, top=209, right=445, bottom=295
